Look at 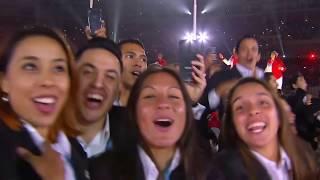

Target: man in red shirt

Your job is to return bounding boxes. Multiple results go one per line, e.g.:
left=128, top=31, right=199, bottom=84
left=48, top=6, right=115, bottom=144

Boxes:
left=156, top=53, right=168, bottom=66
left=265, top=50, right=286, bottom=89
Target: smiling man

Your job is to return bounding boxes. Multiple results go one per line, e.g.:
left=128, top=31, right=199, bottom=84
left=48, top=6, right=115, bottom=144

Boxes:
left=75, top=38, right=123, bottom=158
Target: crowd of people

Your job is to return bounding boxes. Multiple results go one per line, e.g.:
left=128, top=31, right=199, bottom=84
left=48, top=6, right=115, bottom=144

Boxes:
left=0, top=25, right=319, bottom=180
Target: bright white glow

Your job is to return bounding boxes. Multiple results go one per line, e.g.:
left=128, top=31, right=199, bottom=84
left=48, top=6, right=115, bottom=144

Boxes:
left=184, top=32, right=196, bottom=43
left=282, top=54, right=286, bottom=58
left=186, top=10, right=192, bottom=15
left=201, top=9, right=207, bottom=14
left=198, top=32, right=209, bottom=43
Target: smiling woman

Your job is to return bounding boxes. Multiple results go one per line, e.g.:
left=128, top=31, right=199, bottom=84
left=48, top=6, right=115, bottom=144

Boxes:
left=0, top=27, right=89, bottom=180
left=90, top=67, right=223, bottom=180
left=216, top=78, right=318, bottom=179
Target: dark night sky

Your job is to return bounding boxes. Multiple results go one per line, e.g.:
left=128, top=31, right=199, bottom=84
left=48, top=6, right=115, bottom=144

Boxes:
left=0, top=0, right=319, bottom=68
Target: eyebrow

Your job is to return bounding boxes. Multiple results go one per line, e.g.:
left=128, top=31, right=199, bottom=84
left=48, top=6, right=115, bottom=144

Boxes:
left=125, top=51, right=147, bottom=58
left=81, top=63, right=95, bottom=69
left=232, top=92, right=270, bottom=105
left=21, top=56, right=66, bottom=63
left=142, top=86, right=181, bottom=91
left=106, top=69, right=120, bottom=76
left=81, top=63, right=120, bottom=75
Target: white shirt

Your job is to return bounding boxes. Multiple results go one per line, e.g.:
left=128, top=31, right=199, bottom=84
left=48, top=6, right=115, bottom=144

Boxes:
left=23, top=121, right=76, bottom=180
left=265, top=62, right=273, bottom=72
left=208, top=64, right=264, bottom=109
left=251, top=148, right=291, bottom=180
left=77, top=115, right=111, bottom=158
left=138, top=146, right=181, bottom=180
left=192, top=103, right=206, bottom=120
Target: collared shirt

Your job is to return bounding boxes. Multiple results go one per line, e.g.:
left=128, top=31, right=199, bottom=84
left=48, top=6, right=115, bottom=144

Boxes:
left=208, top=64, right=264, bottom=109
left=251, top=148, right=292, bottom=180
left=138, top=146, right=181, bottom=180
left=77, top=114, right=111, bottom=158
left=192, top=103, right=206, bottom=120
left=23, top=121, right=76, bottom=180
left=236, top=63, right=264, bottom=79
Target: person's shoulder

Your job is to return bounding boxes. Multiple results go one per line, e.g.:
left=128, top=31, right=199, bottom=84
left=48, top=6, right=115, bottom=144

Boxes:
left=89, top=151, right=115, bottom=180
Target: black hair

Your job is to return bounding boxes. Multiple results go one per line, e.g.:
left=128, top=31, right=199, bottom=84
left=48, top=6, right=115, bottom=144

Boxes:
left=289, top=72, right=304, bottom=88
left=76, top=37, right=123, bottom=72
left=235, top=34, right=259, bottom=54
left=118, top=39, right=145, bottom=50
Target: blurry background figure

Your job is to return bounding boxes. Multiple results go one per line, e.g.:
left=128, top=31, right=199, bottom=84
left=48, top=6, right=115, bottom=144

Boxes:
left=166, top=63, right=180, bottom=73
left=264, top=50, right=286, bottom=90
left=204, top=47, right=228, bottom=79
left=229, top=47, right=239, bottom=68
left=155, top=53, right=167, bottom=67
left=287, top=73, right=320, bottom=150
left=264, top=72, right=280, bottom=95
left=218, top=52, right=231, bottom=67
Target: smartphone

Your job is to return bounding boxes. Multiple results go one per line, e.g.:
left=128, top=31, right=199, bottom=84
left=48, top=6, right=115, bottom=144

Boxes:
left=178, top=40, right=203, bottom=82
left=88, top=8, right=102, bottom=35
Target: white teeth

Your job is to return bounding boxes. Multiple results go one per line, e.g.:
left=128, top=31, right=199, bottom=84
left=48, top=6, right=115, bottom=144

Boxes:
left=34, top=97, right=55, bottom=104
left=156, top=119, right=172, bottom=122
left=132, top=71, right=141, bottom=76
left=248, top=122, right=266, bottom=133
left=88, top=94, right=103, bottom=101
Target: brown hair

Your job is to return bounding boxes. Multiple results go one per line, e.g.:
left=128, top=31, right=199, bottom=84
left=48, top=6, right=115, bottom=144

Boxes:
left=0, top=26, right=79, bottom=142
left=222, top=77, right=318, bottom=179
left=113, top=67, right=211, bottom=180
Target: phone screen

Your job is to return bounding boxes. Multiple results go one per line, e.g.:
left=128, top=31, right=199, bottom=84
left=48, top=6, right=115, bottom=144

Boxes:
left=88, top=8, right=102, bottom=34
left=178, top=40, right=203, bottom=82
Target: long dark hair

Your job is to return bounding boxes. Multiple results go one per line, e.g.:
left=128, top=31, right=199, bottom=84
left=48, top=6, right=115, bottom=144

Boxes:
left=112, top=67, right=212, bottom=180
left=0, top=26, right=79, bottom=142
left=222, top=78, right=318, bottom=179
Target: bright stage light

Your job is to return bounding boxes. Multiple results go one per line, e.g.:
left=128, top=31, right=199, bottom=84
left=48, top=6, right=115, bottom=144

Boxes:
left=198, top=32, right=209, bottom=42
left=184, top=32, right=196, bottom=43
left=201, top=9, right=207, bottom=14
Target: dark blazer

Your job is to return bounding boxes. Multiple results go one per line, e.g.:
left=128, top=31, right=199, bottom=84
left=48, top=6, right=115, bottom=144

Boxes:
left=89, top=150, right=225, bottom=180
left=214, top=149, right=271, bottom=180
left=109, top=105, right=131, bottom=152
left=0, top=119, right=90, bottom=180
left=200, top=67, right=242, bottom=109
left=197, top=68, right=242, bottom=145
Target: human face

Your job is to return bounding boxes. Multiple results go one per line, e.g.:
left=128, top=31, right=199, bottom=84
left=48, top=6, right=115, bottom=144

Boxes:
left=267, top=75, right=278, bottom=90
left=294, top=76, right=307, bottom=91
left=136, top=72, right=186, bottom=149
left=237, top=38, right=260, bottom=70
left=270, top=52, right=276, bottom=60
left=77, top=49, right=121, bottom=123
left=231, top=83, right=279, bottom=150
left=1, top=36, right=69, bottom=132
left=121, top=43, right=147, bottom=88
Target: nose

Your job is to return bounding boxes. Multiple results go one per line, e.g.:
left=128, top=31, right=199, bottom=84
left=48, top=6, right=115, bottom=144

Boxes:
left=134, top=58, right=145, bottom=68
left=92, top=72, right=104, bottom=88
left=157, top=96, right=171, bottom=110
left=40, top=71, right=55, bottom=87
left=248, top=104, right=260, bottom=116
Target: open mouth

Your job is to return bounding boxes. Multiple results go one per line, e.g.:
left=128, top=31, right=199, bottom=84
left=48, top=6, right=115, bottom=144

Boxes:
left=132, top=71, right=141, bottom=77
left=33, top=97, right=57, bottom=114
left=154, top=119, right=173, bottom=128
left=86, top=93, right=104, bottom=108
left=247, top=122, right=267, bottom=134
